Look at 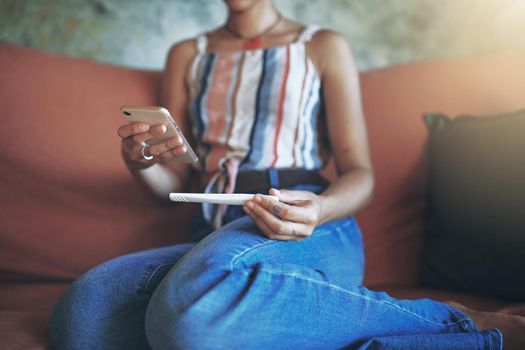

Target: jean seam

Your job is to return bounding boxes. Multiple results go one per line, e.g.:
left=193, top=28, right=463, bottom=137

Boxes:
left=229, top=216, right=359, bottom=277
left=138, top=265, right=157, bottom=293
left=229, top=219, right=352, bottom=269
left=230, top=240, right=281, bottom=270
left=443, top=304, right=479, bottom=332
left=103, top=296, right=149, bottom=320
left=139, top=263, right=174, bottom=294
left=235, top=268, right=469, bottom=329
left=491, top=328, right=503, bottom=350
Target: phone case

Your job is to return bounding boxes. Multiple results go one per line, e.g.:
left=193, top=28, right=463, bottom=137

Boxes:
left=120, top=105, right=199, bottom=164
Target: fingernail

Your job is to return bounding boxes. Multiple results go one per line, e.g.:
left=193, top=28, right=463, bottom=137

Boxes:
left=271, top=188, right=281, bottom=194
left=181, top=146, right=187, bottom=153
left=160, top=125, right=167, bottom=133
left=177, top=137, right=182, bottom=145
left=139, top=124, right=150, bottom=131
left=254, top=195, right=262, bottom=203
left=246, top=201, right=255, bottom=209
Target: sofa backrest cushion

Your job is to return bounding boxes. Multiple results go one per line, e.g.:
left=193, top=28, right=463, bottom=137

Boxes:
left=354, top=49, right=525, bottom=286
left=0, top=42, right=195, bottom=281
left=1, top=42, right=524, bottom=286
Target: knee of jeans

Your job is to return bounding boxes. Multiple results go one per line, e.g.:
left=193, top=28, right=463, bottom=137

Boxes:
left=49, top=269, right=103, bottom=349
left=50, top=257, right=148, bottom=349
left=145, top=286, right=209, bottom=349
left=145, top=264, right=243, bottom=349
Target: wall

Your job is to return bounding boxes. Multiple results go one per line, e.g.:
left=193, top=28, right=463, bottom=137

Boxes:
left=1, top=0, right=524, bottom=70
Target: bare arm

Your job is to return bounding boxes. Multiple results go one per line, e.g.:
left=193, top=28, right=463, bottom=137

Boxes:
left=243, top=30, right=374, bottom=240
left=312, top=30, right=374, bottom=224
left=118, top=40, right=198, bottom=201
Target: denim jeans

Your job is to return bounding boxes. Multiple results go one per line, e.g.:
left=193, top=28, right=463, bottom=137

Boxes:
left=49, top=184, right=502, bottom=350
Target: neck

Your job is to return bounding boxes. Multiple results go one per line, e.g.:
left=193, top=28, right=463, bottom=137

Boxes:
left=226, top=1, right=279, bottom=38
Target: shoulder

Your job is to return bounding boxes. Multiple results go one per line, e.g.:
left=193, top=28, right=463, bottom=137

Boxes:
left=310, top=29, right=349, bottom=50
left=165, top=38, right=199, bottom=68
left=308, top=29, right=356, bottom=77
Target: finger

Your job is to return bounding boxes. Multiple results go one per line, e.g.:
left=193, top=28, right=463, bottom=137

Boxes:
left=270, top=188, right=308, bottom=205
left=131, top=124, right=167, bottom=145
left=266, top=233, right=304, bottom=241
left=156, top=145, right=188, bottom=161
left=148, top=136, right=183, bottom=156
left=243, top=205, right=276, bottom=239
left=118, top=123, right=150, bottom=138
left=127, top=143, right=155, bottom=163
left=249, top=201, right=308, bottom=238
left=247, top=203, right=306, bottom=240
left=268, top=188, right=281, bottom=196
left=244, top=204, right=301, bottom=241
left=253, top=194, right=308, bottom=224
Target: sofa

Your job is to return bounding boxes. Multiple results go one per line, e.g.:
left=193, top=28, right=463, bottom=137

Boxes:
left=1, top=41, right=524, bottom=349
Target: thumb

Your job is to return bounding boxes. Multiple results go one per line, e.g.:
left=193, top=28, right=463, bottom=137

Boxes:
left=269, top=188, right=303, bottom=204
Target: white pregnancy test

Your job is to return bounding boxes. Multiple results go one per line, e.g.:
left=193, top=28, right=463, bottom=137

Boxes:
left=169, top=193, right=279, bottom=205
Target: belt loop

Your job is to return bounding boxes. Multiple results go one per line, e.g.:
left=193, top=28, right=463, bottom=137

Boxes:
left=267, top=168, right=280, bottom=190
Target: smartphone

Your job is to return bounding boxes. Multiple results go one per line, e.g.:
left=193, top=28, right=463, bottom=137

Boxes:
left=120, top=105, right=199, bottom=164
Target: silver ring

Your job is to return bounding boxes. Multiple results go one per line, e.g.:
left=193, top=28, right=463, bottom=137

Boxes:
left=141, top=141, right=154, bottom=160
left=291, top=228, right=297, bottom=236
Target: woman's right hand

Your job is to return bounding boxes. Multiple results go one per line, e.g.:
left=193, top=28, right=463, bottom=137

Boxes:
left=117, top=122, right=187, bottom=171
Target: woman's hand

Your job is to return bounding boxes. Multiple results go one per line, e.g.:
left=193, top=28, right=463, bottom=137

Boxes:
left=117, top=122, right=187, bottom=171
left=243, top=188, right=325, bottom=241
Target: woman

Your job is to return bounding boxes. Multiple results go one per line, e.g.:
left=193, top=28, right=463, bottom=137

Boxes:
left=50, top=0, right=523, bottom=349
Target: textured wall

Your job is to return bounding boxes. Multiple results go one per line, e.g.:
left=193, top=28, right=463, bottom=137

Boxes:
left=1, top=0, right=524, bottom=71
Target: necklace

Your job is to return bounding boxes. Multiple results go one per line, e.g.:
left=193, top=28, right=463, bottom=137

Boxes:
left=224, top=12, right=283, bottom=50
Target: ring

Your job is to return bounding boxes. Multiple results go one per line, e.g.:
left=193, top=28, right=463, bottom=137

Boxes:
left=291, top=228, right=297, bottom=236
left=141, top=141, right=154, bottom=160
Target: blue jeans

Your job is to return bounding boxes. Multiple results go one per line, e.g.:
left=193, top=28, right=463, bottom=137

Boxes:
left=49, top=184, right=502, bottom=349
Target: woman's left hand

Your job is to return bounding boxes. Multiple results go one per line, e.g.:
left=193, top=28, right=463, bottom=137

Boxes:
left=243, top=188, right=324, bottom=241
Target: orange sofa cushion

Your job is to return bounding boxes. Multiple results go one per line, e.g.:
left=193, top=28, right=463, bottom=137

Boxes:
left=2, top=42, right=525, bottom=350
left=355, top=49, right=525, bottom=286
left=1, top=41, right=524, bottom=288
left=0, top=42, right=195, bottom=282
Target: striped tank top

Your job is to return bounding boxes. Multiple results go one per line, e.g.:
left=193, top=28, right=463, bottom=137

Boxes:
left=188, top=25, right=329, bottom=226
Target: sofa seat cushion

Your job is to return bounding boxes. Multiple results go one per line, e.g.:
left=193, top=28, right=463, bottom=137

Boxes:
left=0, top=310, right=53, bottom=350
left=0, top=282, right=67, bottom=349
left=0, top=282, right=520, bottom=350
left=376, top=285, right=518, bottom=312
left=0, top=282, right=69, bottom=312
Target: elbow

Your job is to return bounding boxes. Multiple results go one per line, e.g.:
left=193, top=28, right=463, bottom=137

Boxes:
left=350, top=166, right=374, bottom=212
left=362, top=168, right=375, bottom=209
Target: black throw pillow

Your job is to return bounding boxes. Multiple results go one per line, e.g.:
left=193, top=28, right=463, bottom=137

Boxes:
left=420, top=109, right=525, bottom=301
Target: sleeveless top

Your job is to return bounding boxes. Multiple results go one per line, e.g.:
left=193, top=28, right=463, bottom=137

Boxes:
left=187, top=24, right=330, bottom=227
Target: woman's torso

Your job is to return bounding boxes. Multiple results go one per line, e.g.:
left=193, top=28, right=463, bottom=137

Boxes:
left=186, top=24, right=330, bottom=180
